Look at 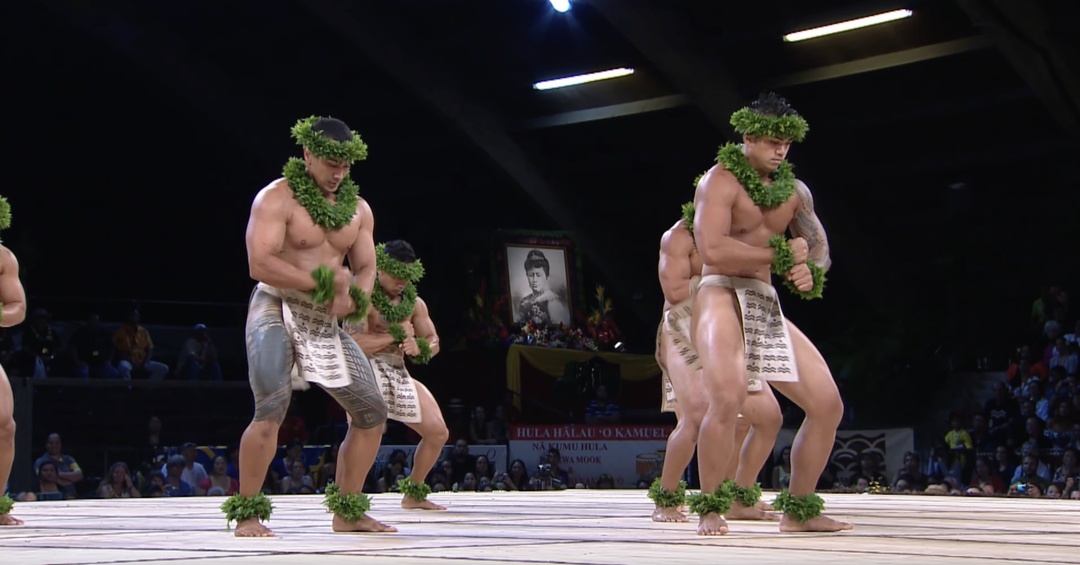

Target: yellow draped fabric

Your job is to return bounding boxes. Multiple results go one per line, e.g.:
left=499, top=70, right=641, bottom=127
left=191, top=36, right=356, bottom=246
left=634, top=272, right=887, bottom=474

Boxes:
left=506, top=344, right=660, bottom=409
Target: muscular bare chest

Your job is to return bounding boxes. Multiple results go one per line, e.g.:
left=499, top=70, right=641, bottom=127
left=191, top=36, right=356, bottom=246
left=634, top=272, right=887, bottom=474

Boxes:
left=285, top=205, right=360, bottom=254
left=729, top=190, right=798, bottom=244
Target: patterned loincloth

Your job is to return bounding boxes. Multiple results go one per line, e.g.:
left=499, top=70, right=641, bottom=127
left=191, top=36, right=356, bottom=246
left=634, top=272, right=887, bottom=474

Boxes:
left=255, top=283, right=351, bottom=390
left=695, top=275, right=799, bottom=389
left=655, top=317, right=678, bottom=413
left=369, top=352, right=422, bottom=423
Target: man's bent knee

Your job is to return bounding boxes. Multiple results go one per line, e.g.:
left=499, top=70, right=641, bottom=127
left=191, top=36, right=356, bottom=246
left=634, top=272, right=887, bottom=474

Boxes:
left=336, top=385, right=387, bottom=430
left=809, top=395, right=844, bottom=428
left=252, top=386, right=291, bottom=425
left=0, top=417, right=14, bottom=441
left=427, top=423, right=450, bottom=444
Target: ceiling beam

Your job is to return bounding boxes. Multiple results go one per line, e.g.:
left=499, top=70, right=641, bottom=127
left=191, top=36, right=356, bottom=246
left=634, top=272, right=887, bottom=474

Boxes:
left=830, top=85, right=1031, bottom=131
left=521, top=94, right=689, bottom=130
left=521, top=36, right=993, bottom=131
left=953, top=0, right=1080, bottom=138
left=36, top=0, right=275, bottom=167
left=297, top=0, right=654, bottom=327
left=768, top=36, right=992, bottom=88
left=586, top=0, right=747, bottom=136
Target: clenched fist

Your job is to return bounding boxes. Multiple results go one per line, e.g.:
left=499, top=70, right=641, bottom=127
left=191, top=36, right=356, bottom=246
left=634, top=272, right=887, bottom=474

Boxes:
left=785, top=263, right=814, bottom=292
left=788, top=237, right=809, bottom=265
left=333, top=266, right=353, bottom=293
left=330, top=293, right=356, bottom=318
left=399, top=336, right=420, bottom=356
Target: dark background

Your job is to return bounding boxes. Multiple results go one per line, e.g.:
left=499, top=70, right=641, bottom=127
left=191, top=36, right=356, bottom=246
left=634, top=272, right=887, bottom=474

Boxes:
left=5, top=0, right=1080, bottom=430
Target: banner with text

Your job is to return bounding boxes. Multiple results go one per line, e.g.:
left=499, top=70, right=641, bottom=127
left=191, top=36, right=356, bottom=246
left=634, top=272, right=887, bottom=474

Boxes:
left=509, top=425, right=674, bottom=487
left=774, top=427, right=914, bottom=482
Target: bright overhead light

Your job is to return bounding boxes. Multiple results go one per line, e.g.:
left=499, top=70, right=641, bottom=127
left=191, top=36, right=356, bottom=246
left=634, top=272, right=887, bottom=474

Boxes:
left=549, top=0, right=571, bottom=13
left=783, top=9, right=913, bottom=42
left=533, top=67, right=634, bottom=91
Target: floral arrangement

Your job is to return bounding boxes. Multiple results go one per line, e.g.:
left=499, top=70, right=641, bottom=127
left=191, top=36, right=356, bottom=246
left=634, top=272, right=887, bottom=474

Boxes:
left=577, top=285, right=621, bottom=349
left=513, top=321, right=598, bottom=351
left=466, top=279, right=513, bottom=347
left=466, top=274, right=623, bottom=352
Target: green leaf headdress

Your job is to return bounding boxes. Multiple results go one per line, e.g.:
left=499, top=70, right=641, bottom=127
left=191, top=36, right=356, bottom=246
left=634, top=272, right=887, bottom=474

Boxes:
left=376, top=243, right=425, bottom=282
left=729, top=92, right=809, bottom=142
left=291, top=116, right=369, bottom=164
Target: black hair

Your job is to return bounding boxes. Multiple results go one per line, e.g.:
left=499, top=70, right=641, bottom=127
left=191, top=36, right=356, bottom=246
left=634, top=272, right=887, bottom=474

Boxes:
left=523, top=249, right=550, bottom=276
left=312, top=117, right=354, bottom=142
left=749, top=92, right=800, bottom=117
left=383, top=240, right=417, bottom=263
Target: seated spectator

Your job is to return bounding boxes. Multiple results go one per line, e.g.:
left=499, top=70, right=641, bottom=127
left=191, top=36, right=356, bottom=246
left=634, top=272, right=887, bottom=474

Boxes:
left=112, top=308, right=169, bottom=381
left=175, top=324, right=222, bottom=381
left=98, top=461, right=140, bottom=498
left=468, top=406, right=498, bottom=445
left=33, top=433, right=83, bottom=499
left=1011, top=449, right=1051, bottom=484
left=163, top=455, right=194, bottom=497
left=280, top=459, right=316, bottom=494
left=967, top=457, right=1005, bottom=494
left=474, top=455, right=495, bottom=481
left=497, top=459, right=530, bottom=491
left=70, top=314, right=121, bottom=379
left=160, top=442, right=207, bottom=489
left=1053, top=448, right=1078, bottom=483
left=994, top=445, right=1018, bottom=482
left=273, top=438, right=308, bottom=481
left=16, top=461, right=71, bottom=501
left=197, top=456, right=239, bottom=496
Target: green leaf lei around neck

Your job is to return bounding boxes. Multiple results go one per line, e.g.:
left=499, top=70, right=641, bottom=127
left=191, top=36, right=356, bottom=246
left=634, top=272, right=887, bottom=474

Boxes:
left=283, top=159, right=359, bottom=231
left=0, top=195, right=12, bottom=233
left=680, top=201, right=695, bottom=237
left=715, top=143, right=796, bottom=209
left=373, top=281, right=417, bottom=329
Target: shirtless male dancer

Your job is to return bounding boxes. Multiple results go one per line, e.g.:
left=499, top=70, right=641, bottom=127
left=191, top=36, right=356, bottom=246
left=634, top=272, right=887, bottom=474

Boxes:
left=224, top=116, right=395, bottom=537
left=650, top=202, right=782, bottom=523
left=0, top=196, right=27, bottom=527
left=349, top=239, right=449, bottom=511
left=690, top=93, right=852, bottom=535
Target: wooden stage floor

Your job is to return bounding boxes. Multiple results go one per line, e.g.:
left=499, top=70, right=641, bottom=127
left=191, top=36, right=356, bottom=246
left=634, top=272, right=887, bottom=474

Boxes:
left=1, top=490, right=1077, bottom=564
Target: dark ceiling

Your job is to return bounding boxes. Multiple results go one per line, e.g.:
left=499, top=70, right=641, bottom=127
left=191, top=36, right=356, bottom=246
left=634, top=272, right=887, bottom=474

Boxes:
left=8, top=0, right=1080, bottom=349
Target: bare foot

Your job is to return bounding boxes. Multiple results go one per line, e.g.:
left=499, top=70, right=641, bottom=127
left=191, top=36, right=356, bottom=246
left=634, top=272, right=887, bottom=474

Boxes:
left=332, top=513, right=398, bottom=533
left=651, top=506, right=688, bottom=523
left=0, top=514, right=24, bottom=526
left=696, top=512, right=729, bottom=535
left=401, top=496, right=446, bottom=511
left=234, top=517, right=274, bottom=537
left=779, top=513, right=853, bottom=533
left=726, top=502, right=780, bottom=521
left=757, top=500, right=775, bottom=511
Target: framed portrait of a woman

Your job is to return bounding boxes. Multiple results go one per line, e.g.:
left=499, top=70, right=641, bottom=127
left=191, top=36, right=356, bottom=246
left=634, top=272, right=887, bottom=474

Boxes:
left=493, top=230, right=582, bottom=327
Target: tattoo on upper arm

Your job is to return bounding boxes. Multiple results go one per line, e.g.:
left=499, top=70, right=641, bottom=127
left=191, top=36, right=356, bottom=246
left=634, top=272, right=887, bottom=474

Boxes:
left=792, top=182, right=831, bottom=266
